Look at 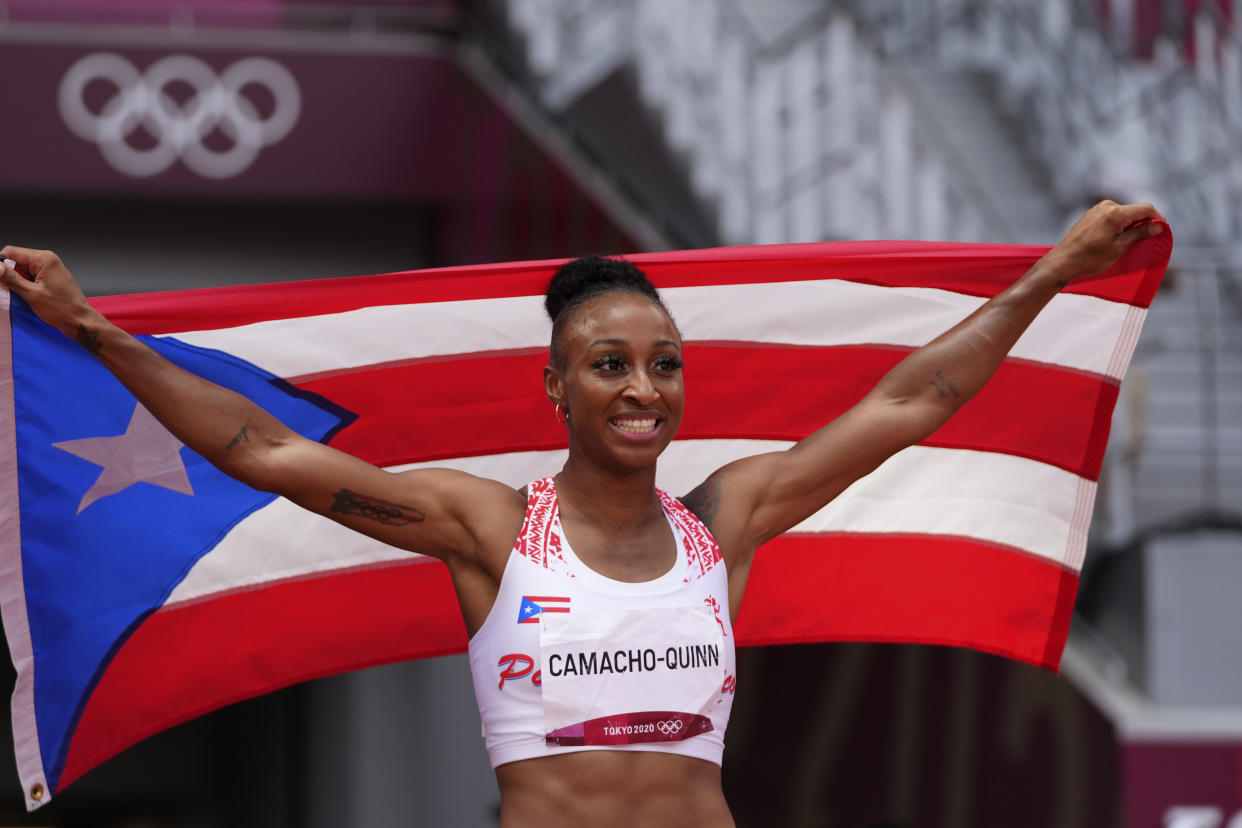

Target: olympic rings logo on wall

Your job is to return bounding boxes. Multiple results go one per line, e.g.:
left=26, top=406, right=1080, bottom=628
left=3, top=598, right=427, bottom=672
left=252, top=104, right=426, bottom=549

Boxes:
left=58, top=52, right=301, bottom=179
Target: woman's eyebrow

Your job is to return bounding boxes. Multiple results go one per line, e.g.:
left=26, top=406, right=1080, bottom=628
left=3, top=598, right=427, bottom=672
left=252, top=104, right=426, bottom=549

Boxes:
left=587, top=337, right=680, bottom=349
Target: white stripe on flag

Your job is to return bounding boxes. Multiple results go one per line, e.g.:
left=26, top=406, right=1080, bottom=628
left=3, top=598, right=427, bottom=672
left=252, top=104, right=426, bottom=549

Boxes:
left=166, top=282, right=1136, bottom=380
left=0, top=290, right=50, bottom=811
left=166, top=441, right=1089, bottom=606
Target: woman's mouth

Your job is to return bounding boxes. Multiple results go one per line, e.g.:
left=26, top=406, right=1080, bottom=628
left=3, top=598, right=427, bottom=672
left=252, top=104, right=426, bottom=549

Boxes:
left=611, top=417, right=659, bottom=435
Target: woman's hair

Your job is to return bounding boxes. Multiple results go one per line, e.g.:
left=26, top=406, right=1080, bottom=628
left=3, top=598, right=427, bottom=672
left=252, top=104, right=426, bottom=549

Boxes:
left=544, top=255, right=674, bottom=367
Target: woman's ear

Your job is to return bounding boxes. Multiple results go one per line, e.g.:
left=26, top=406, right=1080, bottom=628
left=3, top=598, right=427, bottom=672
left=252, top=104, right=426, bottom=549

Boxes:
left=543, top=364, right=563, bottom=406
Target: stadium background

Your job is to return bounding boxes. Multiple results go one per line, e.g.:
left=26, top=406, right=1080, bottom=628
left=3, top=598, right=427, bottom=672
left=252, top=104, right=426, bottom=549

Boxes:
left=1, top=0, right=1239, bottom=825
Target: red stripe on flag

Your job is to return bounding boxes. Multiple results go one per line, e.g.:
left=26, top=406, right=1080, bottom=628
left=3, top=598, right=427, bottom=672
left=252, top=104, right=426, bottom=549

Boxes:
left=92, top=232, right=1170, bottom=335
left=59, top=558, right=465, bottom=790
left=301, top=344, right=1118, bottom=479
left=734, top=533, right=1080, bottom=671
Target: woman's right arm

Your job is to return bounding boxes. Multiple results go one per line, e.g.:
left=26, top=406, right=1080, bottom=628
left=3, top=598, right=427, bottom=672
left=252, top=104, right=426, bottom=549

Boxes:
left=1, top=246, right=523, bottom=564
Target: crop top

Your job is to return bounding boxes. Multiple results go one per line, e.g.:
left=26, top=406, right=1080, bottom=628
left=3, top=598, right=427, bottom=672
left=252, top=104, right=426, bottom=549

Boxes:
left=467, top=477, right=737, bottom=768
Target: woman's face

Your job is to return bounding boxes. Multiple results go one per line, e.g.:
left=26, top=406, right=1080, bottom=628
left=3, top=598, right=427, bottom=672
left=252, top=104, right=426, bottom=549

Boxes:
left=545, top=291, right=685, bottom=472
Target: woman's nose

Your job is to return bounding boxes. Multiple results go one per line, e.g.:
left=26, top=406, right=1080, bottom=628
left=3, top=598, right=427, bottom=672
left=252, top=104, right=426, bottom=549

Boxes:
left=624, top=370, right=658, bottom=405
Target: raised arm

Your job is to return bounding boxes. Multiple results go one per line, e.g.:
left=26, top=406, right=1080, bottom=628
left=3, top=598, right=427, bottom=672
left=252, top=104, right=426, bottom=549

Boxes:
left=1, top=246, right=523, bottom=566
left=684, top=201, right=1167, bottom=569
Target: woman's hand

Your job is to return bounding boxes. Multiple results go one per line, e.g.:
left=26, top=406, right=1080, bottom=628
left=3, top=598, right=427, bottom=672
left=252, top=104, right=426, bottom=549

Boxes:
left=1038, top=200, right=1167, bottom=286
left=1, top=245, right=103, bottom=340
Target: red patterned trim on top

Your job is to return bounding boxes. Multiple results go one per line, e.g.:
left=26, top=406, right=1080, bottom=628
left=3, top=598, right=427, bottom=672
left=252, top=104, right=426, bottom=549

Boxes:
left=513, top=477, right=573, bottom=576
left=658, top=489, right=723, bottom=580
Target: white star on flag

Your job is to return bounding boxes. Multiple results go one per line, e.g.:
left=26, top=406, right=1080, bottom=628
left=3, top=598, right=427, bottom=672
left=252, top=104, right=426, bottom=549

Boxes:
left=53, top=402, right=195, bottom=513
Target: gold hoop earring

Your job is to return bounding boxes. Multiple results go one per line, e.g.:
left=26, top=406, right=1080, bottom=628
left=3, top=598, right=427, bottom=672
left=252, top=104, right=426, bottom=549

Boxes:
left=554, top=403, right=568, bottom=424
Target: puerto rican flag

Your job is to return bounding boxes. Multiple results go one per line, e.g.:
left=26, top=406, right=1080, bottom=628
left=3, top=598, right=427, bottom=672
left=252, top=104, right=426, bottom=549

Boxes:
left=518, top=596, right=572, bottom=623
left=0, top=230, right=1171, bottom=810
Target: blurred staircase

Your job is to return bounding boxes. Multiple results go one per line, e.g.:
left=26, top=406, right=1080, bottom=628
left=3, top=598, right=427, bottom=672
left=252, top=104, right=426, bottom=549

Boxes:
left=490, top=0, right=1062, bottom=245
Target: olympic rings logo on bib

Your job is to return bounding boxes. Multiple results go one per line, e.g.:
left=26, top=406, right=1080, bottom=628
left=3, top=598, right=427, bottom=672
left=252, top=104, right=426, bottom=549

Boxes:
left=656, top=720, right=683, bottom=736
left=58, top=52, right=301, bottom=179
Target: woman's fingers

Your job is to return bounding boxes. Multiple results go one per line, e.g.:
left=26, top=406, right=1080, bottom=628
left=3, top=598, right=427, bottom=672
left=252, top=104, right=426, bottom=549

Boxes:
left=2, top=260, right=41, bottom=306
left=1079, top=200, right=1162, bottom=237
left=1049, top=200, right=1168, bottom=281
left=1097, top=202, right=1166, bottom=249
left=1113, top=201, right=1167, bottom=229
left=0, top=247, right=72, bottom=286
left=1108, top=201, right=1167, bottom=258
left=0, top=247, right=72, bottom=287
left=1, top=245, right=43, bottom=276
left=1115, top=218, right=1165, bottom=251
left=0, top=247, right=96, bottom=335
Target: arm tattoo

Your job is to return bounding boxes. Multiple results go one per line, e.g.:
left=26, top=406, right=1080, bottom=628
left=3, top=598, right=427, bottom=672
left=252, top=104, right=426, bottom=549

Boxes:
left=681, top=478, right=723, bottom=529
left=930, top=369, right=961, bottom=399
left=224, top=427, right=250, bottom=450
left=330, top=488, right=425, bottom=525
left=75, top=324, right=103, bottom=356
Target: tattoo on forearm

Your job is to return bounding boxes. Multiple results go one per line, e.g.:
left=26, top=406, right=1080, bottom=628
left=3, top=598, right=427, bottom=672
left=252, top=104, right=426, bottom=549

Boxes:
left=930, top=369, right=961, bottom=399
left=224, top=427, right=250, bottom=450
left=75, top=324, right=102, bottom=356
left=682, top=478, right=723, bottom=529
left=330, top=488, right=425, bottom=525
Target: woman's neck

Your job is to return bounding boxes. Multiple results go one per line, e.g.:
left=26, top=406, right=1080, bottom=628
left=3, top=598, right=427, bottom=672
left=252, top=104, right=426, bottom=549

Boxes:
left=553, top=459, right=675, bottom=581
left=554, top=457, right=661, bottom=532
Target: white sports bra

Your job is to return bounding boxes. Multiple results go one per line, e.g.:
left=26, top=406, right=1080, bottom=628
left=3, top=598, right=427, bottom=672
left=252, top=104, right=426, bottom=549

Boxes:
left=466, top=477, right=737, bottom=768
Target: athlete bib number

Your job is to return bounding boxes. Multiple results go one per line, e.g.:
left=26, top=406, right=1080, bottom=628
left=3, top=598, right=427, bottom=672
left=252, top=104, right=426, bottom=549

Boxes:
left=539, top=605, right=723, bottom=746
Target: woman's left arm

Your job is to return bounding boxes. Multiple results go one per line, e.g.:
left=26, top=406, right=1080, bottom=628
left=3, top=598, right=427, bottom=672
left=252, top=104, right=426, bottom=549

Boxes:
left=686, top=200, right=1166, bottom=565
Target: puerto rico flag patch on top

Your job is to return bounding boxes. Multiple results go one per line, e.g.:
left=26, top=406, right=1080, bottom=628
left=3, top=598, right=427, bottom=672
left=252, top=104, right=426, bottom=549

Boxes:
left=518, top=596, right=572, bottom=624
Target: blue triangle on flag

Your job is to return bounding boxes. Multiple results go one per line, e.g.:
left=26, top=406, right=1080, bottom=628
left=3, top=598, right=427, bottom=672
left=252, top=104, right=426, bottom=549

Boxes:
left=9, top=296, right=356, bottom=791
left=517, top=596, right=544, bottom=623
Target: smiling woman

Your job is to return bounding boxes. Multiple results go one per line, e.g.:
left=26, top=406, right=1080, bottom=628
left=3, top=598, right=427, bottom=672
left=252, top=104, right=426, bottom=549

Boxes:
left=0, top=200, right=1166, bottom=827
left=543, top=260, right=686, bottom=472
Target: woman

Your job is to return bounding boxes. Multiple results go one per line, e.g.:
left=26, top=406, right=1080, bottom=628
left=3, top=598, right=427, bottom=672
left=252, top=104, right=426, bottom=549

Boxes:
left=0, top=200, right=1164, bottom=826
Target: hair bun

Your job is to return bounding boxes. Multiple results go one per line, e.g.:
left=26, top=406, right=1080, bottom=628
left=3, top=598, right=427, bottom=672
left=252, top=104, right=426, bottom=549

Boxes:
left=544, top=255, right=660, bottom=322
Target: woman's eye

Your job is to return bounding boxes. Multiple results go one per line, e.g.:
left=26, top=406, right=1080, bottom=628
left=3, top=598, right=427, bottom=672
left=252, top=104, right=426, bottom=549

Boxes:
left=654, top=357, right=684, bottom=372
left=593, top=356, right=625, bottom=371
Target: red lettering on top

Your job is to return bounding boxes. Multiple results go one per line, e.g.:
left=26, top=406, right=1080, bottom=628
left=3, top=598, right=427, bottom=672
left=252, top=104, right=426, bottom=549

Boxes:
left=497, top=653, right=534, bottom=689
